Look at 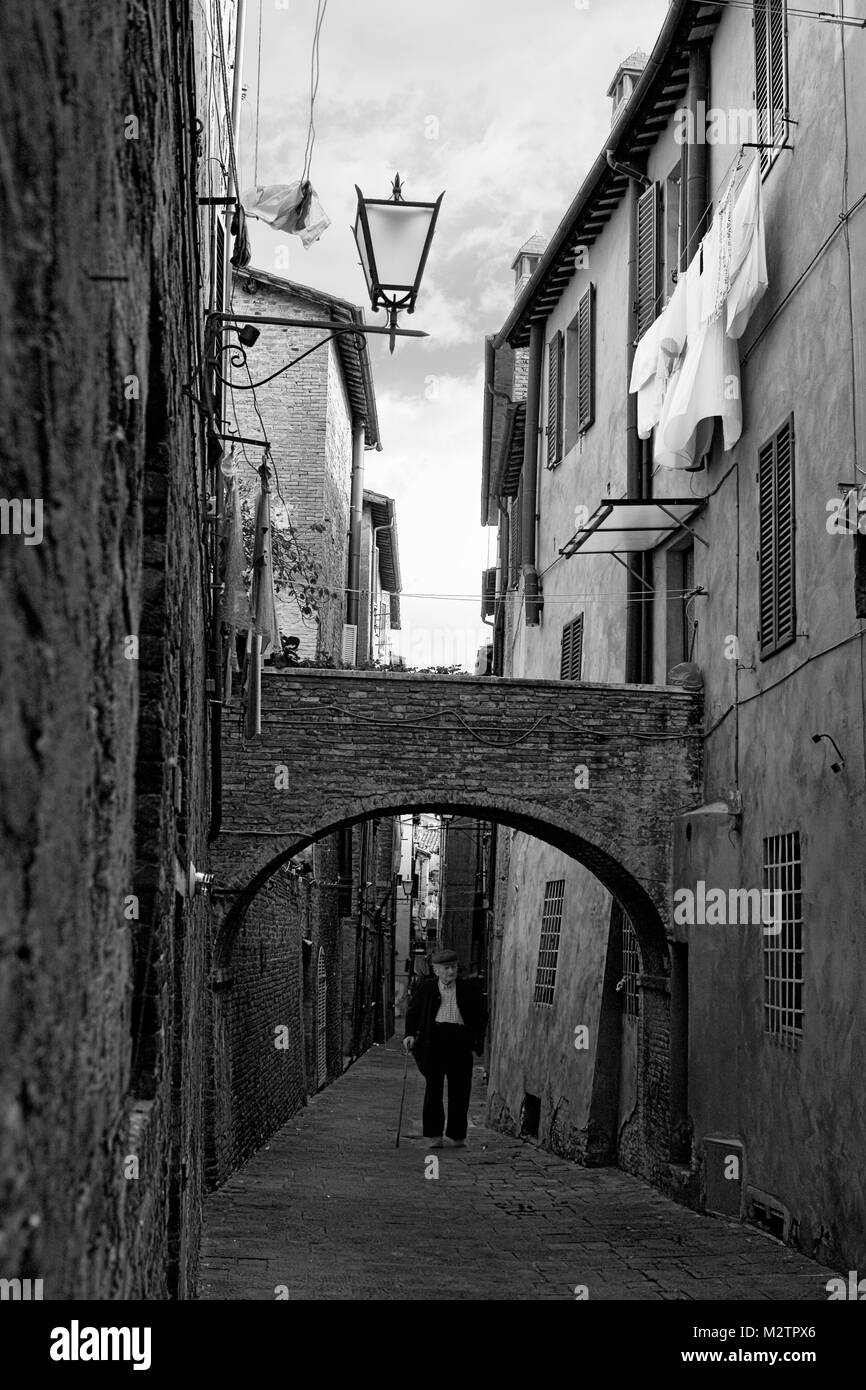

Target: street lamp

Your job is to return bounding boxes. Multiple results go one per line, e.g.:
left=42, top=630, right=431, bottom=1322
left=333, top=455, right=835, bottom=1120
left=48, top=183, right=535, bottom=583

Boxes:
left=353, top=174, right=444, bottom=352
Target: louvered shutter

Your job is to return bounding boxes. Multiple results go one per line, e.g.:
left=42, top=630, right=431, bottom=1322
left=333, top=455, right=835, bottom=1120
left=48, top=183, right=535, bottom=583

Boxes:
left=755, top=0, right=787, bottom=172
left=547, top=331, right=564, bottom=468
left=635, top=183, right=661, bottom=339
left=481, top=567, right=496, bottom=617
left=509, top=484, right=522, bottom=587
left=576, top=284, right=595, bottom=433
left=560, top=614, right=584, bottom=680
left=758, top=417, right=796, bottom=656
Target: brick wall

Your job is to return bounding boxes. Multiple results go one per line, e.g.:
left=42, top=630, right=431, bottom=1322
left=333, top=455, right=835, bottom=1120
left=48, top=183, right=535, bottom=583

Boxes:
left=0, top=0, right=212, bottom=1298
left=213, top=669, right=702, bottom=1179
left=229, top=271, right=352, bottom=661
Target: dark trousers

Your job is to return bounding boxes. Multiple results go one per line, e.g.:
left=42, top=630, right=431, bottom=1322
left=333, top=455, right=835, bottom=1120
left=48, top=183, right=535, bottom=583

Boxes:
left=422, top=1023, right=474, bottom=1140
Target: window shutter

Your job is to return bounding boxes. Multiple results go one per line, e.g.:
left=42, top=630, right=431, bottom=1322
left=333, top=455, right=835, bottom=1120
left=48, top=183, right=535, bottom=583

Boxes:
left=481, top=567, right=496, bottom=618
left=560, top=613, right=584, bottom=681
left=509, top=483, right=522, bottom=587
left=758, top=417, right=796, bottom=656
left=547, top=331, right=564, bottom=468
left=635, top=183, right=661, bottom=339
left=755, top=0, right=788, bottom=172
left=576, top=284, right=595, bottom=433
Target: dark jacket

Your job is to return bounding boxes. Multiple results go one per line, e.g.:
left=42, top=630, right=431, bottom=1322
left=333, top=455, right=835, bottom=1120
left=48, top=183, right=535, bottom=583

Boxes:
left=405, top=975, right=488, bottom=1073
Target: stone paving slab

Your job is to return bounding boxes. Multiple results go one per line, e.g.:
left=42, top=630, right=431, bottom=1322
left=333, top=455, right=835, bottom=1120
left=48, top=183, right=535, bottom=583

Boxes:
left=198, top=1039, right=835, bottom=1302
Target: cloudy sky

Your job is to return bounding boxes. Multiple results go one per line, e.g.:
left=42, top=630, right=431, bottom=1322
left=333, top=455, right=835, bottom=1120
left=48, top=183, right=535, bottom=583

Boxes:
left=238, top=0, right=669, bottom=668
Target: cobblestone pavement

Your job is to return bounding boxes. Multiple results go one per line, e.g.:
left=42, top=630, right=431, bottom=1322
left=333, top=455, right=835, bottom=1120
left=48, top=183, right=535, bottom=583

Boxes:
left=198, top=1039, right=834, bottom=1301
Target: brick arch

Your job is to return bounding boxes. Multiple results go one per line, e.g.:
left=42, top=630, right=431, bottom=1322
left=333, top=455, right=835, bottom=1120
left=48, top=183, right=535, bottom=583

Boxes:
left=213, top=795, right=668, bottom=976
left=210, top=670, right=702, bottom=1182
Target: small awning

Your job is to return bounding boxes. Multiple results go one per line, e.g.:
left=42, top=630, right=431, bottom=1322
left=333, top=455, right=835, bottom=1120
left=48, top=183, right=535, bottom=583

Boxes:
left=560, top=498, right=705, bottom=557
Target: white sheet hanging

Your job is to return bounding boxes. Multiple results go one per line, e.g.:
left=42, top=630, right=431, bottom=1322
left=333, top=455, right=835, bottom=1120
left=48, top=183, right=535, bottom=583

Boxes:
left=726, top=156, right=768, bottom=339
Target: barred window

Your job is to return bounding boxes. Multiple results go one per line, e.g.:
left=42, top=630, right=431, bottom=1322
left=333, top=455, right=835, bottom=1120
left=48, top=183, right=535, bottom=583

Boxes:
left=622, top=912, right=639, bottom=1019
left=533, top=880, right=565, bottom=1007
left=763, top=831, right=803, bottom=1044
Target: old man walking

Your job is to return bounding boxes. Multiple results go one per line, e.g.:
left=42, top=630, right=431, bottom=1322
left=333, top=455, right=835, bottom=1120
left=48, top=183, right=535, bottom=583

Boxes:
left=403, top=949, right=488, bottom=1147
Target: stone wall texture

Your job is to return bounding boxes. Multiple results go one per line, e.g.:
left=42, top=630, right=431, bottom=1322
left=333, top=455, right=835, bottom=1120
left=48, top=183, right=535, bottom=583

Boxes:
left=0, top=0, right=212, bottom=1298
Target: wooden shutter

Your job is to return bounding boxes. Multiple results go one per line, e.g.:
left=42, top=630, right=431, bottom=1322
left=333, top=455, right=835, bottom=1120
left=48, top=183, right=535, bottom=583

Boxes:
left=576, top=284, right=595, bottom=434
left=509, top=483, right=522, bottom=587
left=758, top=417, right=796, bottom=656
left=481, top=567, right=496, bottom=618
left=635, top=183, right=661, bottom=339
left=547, top=331, right=564, bottom=468
left=560, top=613, right=584, bottom=681
left=755, top=0, right=788, bottom=172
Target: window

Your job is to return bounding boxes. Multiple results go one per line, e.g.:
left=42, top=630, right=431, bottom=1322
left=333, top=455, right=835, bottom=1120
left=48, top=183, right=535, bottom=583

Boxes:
left=635, top=182, right=662, bottom=339
left=663, top=163, right=683, bottom=296
left=560, top=613, right=584, bottom=681
left=666, top=543, right=695, bottom=672
left=316, top=948, right=328, bottom=1086
left=546, top=330, right=564, bottom=468
left=508, top=483, right=522, bottom=588
left=533, top=880, right=565, bottom=1007
left=754, top=0, right=789, bottom=173
left=565, top=285, right=595, bottom=449
left=762, top=832, right=802, bottom=1044
left=622, top=912, right=639, bottom=1019
left=758, top=416, right=796, bottom=657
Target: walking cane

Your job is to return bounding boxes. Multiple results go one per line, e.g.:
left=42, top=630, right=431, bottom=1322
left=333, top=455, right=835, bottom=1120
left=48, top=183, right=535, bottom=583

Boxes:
left=395, top=1046, right=411, bottom=1148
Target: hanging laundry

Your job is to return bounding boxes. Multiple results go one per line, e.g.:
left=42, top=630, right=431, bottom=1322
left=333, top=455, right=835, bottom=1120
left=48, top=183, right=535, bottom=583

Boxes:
left=725, top=155, right=768, bottom=339
left=240, top=179, right=330, bottom=248
left=230, top=203, right=252, bottom=268
left=219, top=474, right=254, bottom=632
left=657, top=226, right=742, bottom=465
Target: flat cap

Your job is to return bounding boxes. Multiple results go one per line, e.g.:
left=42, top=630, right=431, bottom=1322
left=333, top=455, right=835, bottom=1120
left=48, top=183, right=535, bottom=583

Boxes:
left=431, top=948, right=459, bottom=964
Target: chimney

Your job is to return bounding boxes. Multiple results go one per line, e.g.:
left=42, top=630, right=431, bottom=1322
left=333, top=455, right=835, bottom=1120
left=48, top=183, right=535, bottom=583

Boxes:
left=606, top=49, right=648, bottom=125
left=510, top=232, right=547, bottom=302
left=510, top=234, right=547, bottom=402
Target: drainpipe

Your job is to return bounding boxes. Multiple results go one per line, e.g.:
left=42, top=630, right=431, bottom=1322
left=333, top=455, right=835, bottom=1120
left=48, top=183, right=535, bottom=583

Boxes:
left=521, top=322, right=544, bottom=625
left=686, top=47, right=709, bottom=265
left=346, top=419, right=365, bottom=645
left=625, top=177, right=643, bottom=684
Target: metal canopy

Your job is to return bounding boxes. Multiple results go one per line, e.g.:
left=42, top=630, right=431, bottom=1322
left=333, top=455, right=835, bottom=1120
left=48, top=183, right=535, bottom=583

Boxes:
left=559, top=498, right=706, bottom=556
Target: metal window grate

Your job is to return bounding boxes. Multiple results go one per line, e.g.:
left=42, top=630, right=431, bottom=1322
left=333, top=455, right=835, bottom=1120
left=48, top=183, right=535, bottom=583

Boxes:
left=533, top=880, right=565, bottom=1007
left=762, top=831, right=803, bottom=1045
left=622, top=912, right=639, bottom=1019
left=316, top=948, right=328, bottom=1086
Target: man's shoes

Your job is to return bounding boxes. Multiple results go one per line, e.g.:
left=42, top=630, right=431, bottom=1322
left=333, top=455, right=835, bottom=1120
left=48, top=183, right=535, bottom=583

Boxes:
left=444, top=1137, right=467, bottom=1148
left=424, top=1136, right=444, bottom=1148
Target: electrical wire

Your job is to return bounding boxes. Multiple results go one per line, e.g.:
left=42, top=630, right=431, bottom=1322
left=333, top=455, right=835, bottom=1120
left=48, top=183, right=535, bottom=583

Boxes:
left=686, top=0, right=865, bottom=23
left=300, top=0, right=329, bottom=185
left=254, top=0, right=263, bottom=186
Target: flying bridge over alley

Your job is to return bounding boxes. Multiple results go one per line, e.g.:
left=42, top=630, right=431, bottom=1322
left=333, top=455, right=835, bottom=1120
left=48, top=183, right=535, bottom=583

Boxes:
left=213, top=670, right=703, bottom=951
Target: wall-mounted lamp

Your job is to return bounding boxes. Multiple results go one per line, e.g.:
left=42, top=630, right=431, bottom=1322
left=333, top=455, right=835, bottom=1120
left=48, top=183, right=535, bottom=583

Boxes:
left=811, top=732, right=846, bottom=774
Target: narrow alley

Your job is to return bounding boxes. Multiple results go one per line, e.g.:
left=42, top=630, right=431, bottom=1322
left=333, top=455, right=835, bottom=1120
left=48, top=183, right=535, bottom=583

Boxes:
left=198, top=1041, right=831, bottom=1302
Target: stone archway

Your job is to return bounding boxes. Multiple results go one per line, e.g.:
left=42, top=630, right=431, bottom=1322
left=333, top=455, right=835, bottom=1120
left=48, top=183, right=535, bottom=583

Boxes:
left=207, top=670, right=702, bottom=1189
